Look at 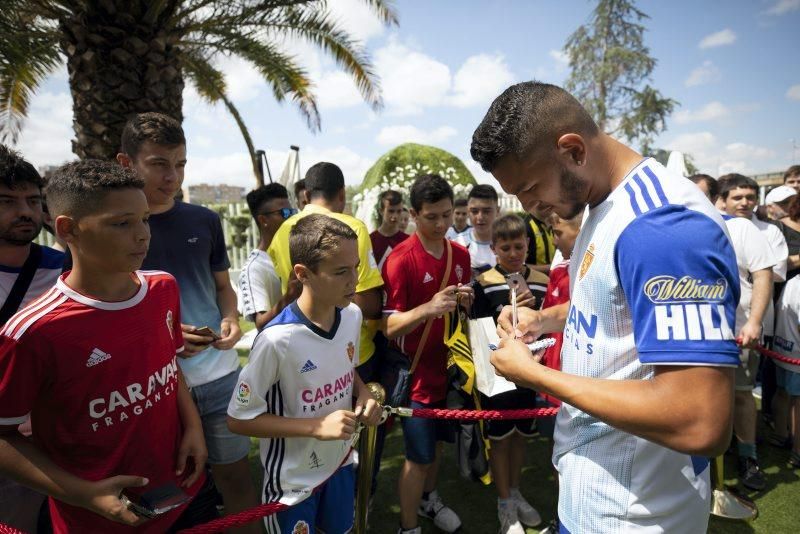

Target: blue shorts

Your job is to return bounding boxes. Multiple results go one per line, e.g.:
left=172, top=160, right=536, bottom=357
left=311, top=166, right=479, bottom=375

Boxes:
left=190, top=369, right=251, bottom=464
left=776, top=365, right=800, bottom=396
left=268, top=464, right=354, bottom=534
left=401, top=400, right=454, bottom=465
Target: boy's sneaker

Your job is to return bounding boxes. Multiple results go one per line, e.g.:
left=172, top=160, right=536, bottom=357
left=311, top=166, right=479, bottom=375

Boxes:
left=498, top=501, right=525, bottom=534
left=510, top=488, right=542, bottom=526
left=738, top=457, right=766, bottom=491
left=418, top=490, right=462, bottom=532
left=397, top=528, right=421, bottom=534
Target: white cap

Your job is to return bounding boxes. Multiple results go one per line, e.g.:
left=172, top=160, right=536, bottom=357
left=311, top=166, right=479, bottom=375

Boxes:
left=765, top=185, right=797, bottom=205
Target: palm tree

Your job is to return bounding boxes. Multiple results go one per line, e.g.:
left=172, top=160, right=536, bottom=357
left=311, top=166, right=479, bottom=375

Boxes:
left=0, top=0, right=396, bottom=186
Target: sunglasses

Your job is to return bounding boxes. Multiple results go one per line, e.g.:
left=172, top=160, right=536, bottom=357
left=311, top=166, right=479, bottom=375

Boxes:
left=262, top=207, right=298, bottom=219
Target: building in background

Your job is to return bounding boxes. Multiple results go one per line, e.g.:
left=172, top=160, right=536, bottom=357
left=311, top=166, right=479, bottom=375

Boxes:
left=185, top=183, right=245, bottom=205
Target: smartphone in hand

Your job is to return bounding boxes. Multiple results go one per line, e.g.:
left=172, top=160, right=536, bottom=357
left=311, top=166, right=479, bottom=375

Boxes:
left=122, top=482, right=190, bottom=519
left=194, top=326, right=221, bottom=341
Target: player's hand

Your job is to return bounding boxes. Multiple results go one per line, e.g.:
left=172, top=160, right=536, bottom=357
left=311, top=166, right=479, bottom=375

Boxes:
left=738, top=321, right=762, bottom=348
left=78, top=475, right=150, bottom=526
left=426, top=285, right=459, bottom=318
left=497, top=306, right=543, bottom=343
left=213, top=318, right=242, bottom=350
left=181, top=324, right=215, bottom=357
left=490, top=337, right=543, bottom=388
left=285, top=278, right=303, bottom=302
left=514, top=285, right=536, bottom=309
left=312, top=410, right=358, bottom=440
left=354, top=397, right=381, bottom=427
left=456, top=284, right=474, bottom=311
left=175, top=424, right=207, bottom=488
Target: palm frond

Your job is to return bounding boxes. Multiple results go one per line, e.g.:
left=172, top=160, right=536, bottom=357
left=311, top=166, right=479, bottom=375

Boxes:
left=0, top=19, right=62, bottom=144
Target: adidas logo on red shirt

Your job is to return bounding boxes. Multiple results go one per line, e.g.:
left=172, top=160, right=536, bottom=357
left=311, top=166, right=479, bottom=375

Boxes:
left=86, top=348, right=111, bottom=367
left=423, top=272, right=434, bottom=284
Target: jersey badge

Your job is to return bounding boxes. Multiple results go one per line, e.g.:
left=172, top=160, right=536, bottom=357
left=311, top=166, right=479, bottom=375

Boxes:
left=300, top=360, right=318, bottom=373
left=347, top=341, right=355, bottom=362
left=235, top=381, right=251, bottom=406
left=579, top=243, right=595, bottom=280
left=86, top=348, right=111, bottom=367
left=166, top=310, right=174, bottom=339
left=455, top=264, right=464, bottom=282
left=292, top=520, right=310, bottom=534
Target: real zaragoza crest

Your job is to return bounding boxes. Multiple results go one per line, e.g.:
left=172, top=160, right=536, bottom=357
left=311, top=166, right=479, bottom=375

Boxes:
left=579, top=244, right=595, bottom=280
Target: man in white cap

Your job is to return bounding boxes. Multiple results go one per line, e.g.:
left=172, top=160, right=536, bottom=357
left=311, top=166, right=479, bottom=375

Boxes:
left=765, top=185, right=797, bottom=221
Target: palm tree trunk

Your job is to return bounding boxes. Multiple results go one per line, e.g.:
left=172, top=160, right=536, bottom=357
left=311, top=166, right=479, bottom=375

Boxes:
left=59, top=1, right=183, bottom=160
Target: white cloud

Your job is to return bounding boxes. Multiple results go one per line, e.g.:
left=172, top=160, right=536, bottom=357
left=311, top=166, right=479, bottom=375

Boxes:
left=698, top=29, right=737, bottom=49
left=316, top=70, right=364, bottom=109
left=450, top=54, right=515, bottom=108
left=326, top=0, right=389, bottom=43
left=787, top=84, right=800, bottom=100
left=15, top=91, right=75, bottom=170
left=216, top=55, right=264, bottom=102
left=765, top=0, right=800, bottom=15
left=674, top=101, right=730, bottom=124
left=685, top=60, right=721, bottom=87
left=376, top=125, right=458, bottom=146
left=185, top=145, right=373, bottom=187
left=665, top=131, right=776, bottom=175
left=549, top=49, right=569, bottom=66
left=375, top=37, right=451, bottom=115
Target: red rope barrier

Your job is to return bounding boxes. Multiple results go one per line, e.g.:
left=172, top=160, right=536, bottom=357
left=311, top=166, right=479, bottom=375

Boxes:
left=178, top=501, right=288, bottom=534
left=412, top=407, right=559, bottom=421
left=0, top=524, right=26, bottom=534
left=750, top=343, right=800, bottom=367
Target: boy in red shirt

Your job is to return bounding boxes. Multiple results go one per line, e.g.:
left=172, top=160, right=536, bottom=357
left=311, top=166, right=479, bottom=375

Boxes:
left=370, top=189, right=409, bottom=271
left=0, top=160, right=207, bottom=533
left=382, top=174, right=473, bottom=534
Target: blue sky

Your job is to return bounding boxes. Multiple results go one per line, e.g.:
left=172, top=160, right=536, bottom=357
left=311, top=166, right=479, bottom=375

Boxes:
left=15, top=0, right=800, bottom=188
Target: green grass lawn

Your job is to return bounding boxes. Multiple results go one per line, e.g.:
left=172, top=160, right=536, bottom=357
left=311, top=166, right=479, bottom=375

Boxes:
left=236, top=344, right=800, bottom=533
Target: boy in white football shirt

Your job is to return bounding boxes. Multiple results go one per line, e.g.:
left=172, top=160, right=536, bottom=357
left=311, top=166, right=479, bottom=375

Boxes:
left=227, top=214, right=381, bottom=533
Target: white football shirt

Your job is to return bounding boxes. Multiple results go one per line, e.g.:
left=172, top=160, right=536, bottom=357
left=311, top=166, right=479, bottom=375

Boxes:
left=227, top=302, right=361, bottom=508
left=454, top=228, right=496, bottom=275
left=555, top=158, right=740, bottom=533
left=238, top=249, right=282, bottom=323
left=774, top=276, right=800, bottom=374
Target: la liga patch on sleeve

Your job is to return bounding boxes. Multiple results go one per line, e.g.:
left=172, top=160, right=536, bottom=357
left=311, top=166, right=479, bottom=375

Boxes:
left=235, top=381, right=251, bottom=406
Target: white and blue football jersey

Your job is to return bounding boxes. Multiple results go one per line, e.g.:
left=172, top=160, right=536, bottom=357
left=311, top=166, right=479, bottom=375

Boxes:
left=554, top=158, right=740, bottom=533
left=227, top=301, right=362, bottom=513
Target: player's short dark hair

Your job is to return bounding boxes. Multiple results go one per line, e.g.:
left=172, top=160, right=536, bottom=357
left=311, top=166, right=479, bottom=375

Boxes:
left=45, top=159, right=144, bottom=219
left=290, top=213, right=357, bottom=273
left=718, top=173, right=759, bottom=200
left=468, top=184, right=499, bottom=203
left=471, top=81, right=599, bottom=172
left=120, top=112, right=185, bottom=159
left=305, top=162, right=345, bottom=202
left=246, top=183, right=289, bottom=220
left=454, top=197, right=468, bottom=208
left=688, top=173, right=719, bottom=201
left=409, top=174, right=454, bottom=212
left=294, top=179, right=306, bottom=201
left=376, top=189, right=403, bottom=224
left=491, top=214, right=526, bottom=243
left=784, top=165, right=800, bottom=183
left=0, top=144, right=43, bottom=190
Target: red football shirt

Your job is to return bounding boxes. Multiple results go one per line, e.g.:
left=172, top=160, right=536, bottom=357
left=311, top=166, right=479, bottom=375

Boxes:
left=540, top=260, right=571, bottom=406
left=370, top=230, right=409, bottom=271
left=382, top=234, right=471, bottom=404
left=0, top=271, right=204, bottom=533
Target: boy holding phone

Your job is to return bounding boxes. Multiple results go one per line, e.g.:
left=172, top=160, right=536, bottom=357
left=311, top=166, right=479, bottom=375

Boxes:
left=227, top=214, right=381, bottom=533
left=0, top=160, right=208, bottom=532
left=473, top=214, right=549, bottom=534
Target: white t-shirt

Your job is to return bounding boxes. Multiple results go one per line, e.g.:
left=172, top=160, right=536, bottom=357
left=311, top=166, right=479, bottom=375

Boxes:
left=556, top=158, right=740, bottom=533
left=228, top=302, right=361, bottom=507
left=0, top=246, right=64, bottom=311
left=238, top=249, right=282, bottom=323
left=445, top=224, right=470, bottom=241
left=454, top=229, right=496, bottom=274
left=724, top=216, right=775, bottom=333
left=774, top=276, right=800, bottom=374
left=750, top=215, right=787, bottom=336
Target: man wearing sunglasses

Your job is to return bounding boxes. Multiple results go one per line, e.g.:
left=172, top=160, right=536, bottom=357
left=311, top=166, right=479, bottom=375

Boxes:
left=239, top=183, right=301, bottom=330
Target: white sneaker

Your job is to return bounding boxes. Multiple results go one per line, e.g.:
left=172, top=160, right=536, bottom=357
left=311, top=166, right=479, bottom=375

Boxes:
left=498, top=501, right=525, bottom=534
left=510, top=488, right=541, bottom=527
left=418, top=490, right=462, bottom=532
left=397, top=528, right=421, bottom=534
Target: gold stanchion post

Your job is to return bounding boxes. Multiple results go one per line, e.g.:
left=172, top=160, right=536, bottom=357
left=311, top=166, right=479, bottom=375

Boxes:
left=710, top=455, right=758, bottom=520
left=354, top=383, right=386, bottom=534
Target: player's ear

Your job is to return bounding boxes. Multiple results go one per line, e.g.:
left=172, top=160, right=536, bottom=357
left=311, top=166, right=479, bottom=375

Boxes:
left=293, top=263, right=310, bottom=283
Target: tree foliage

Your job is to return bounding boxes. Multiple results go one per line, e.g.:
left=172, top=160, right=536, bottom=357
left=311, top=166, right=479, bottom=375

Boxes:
left=0, top=0, right=396, bottom=186
left=563, top=0, right=676, bottom=151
